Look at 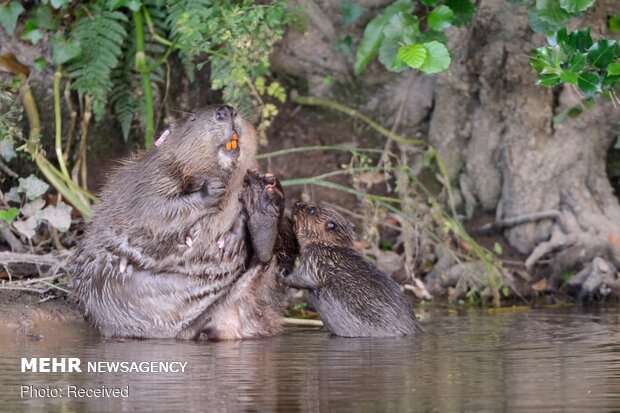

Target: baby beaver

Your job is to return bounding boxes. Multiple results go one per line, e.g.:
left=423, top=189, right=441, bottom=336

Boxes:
left=284, top=202, right=421, bottom=337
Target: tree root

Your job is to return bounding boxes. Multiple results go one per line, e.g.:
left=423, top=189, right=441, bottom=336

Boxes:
left=473, top=210, right=562, bottom=236
left=522, top=189, right=620, bottom=298
left=566, top=257, right=620, bottom=301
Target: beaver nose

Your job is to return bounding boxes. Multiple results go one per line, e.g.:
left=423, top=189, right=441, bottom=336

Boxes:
left=293, top=202, right=304, bottom=212
left=215, top=106, right=237, bottom=122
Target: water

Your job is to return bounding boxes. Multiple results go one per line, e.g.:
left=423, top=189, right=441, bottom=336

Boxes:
left=1, top=307, right=619, bottom=412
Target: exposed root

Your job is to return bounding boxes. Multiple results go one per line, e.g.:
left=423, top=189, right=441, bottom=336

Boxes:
left=474, top=210, right=562, bottom=236
left=565, top=257, right=620, bottom=300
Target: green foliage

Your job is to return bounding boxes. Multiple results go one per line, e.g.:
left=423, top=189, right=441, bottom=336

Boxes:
left=0, top=208, right=20, bottom=225
left=0, top=91, right=23, bottom=163
left=165, top=0, right=289, bottom=105
left=0, top=1, right=24, bottom=35
left=609, top=14, right=620, bottom=33
left=340, top=0, right=367, bottom=26
left=354, top=0, right=415, bottom=75
left=530, top=25, right=619, bottom=99
left=1, top=0, right=291, bottom=145
left=354, top=0, right=472, bottom=76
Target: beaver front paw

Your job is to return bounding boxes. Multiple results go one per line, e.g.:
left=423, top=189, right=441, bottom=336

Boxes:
left=216, top=212, right=247, bottom=261
left=198, top=176, right=228, bottom=207
left=241, top=169, right=284, bottom=263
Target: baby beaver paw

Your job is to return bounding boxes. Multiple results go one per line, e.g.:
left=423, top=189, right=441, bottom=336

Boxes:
left=240, top=169, right=284, bottom=263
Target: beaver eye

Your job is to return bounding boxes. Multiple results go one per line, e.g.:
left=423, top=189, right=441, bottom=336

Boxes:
left=326, top=221, right=338, bottom=231
left=308, top=207, right=316, bottom=215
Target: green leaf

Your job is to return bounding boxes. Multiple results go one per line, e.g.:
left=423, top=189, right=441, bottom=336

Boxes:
left=559, top=70, right=578, bottom=84
left=445, top=0, right=476, bottom=27
left=493, top=242, right=503, bottom=255
left=529, top=46, right=563, bottom=72
left=428, top=5, right=453, bottom=31
left=398, top=44, right=427, bottom=69
left=383, top=12, right=419, bottom=43
left=0, top=207, right=20, bottom=224
left=354, top=0, right=415, bottom=76
left=538, top=73, right=561, bottom=86
left=528, top=7, right=563, bottom=33
left=127, top=0, right=142, bottom=12
left=421, top=0, right=438, bottom=5
left=558, top=0, right=594, bottom=13
left=0, top=1, right=25, bottom=35
left=534, top=0, right=571, bottom=26
left=553, top=105, right=583, bottom=125
left=379, top=39, right=409, bottom=72
left=609, top=14, right=620, bottom=33
left=34, top=5, right=58, bottom=30
left=565, top=28, right=592, bottom=53
left=21, top=20, right=43, bottom=45
left=603, top=73, right=620, bottom=88
left=341, top=0, right=367, bottom=26
left=587, top=39, right=617, bottom=69
left=50, top=34, right=81, bottom=66
left=567, top=53, right=586, bottom=72
left=608, top=62, right=620, bottom=75
left=419, top=41, right=451, bottom=74
left=335, top=36, right=353, bottom=55
left=577, top=71, right=601, bottom=95
left=34, top=57, right=48, bottom=72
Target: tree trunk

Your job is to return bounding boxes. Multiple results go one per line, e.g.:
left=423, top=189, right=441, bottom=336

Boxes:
left=427, top=0, right=620, bottom=297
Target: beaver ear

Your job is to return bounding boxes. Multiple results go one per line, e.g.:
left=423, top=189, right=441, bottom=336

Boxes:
left=154, top=128, right=170, bottom=147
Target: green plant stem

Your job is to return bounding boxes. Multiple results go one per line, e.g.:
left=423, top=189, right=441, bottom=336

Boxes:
left=257, top=145, right=393, bottom=160
left=36, top=157, right=93, bottom=217
left=53, top=71, right=71, bottom=182
left=18, top=72, right=94, bottom=217
left=281, top=177, right=401, bottom=204
left=134, top=9, right=154, bottom=148
left=143, top=6, right=175, bottom=47
left=291, top=92, right=428, bottom=147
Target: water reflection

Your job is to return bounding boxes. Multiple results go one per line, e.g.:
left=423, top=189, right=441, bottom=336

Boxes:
left=1, top=307, right=619, bottom=412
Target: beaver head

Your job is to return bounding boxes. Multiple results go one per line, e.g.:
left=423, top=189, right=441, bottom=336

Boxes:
left=154, top=105, right=258, bottom=180
left=292, top=202, right=356, bottom=251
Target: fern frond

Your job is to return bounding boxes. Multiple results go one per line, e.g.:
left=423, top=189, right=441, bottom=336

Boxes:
left=165, top=0, right=215, bottom=81
left=66, top=6, right=129, bottom=121
left=110, top=5, right=166, bottom=141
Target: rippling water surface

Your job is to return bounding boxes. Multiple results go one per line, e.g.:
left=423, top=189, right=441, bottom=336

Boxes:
left=1, top=307, right=619, bottom=412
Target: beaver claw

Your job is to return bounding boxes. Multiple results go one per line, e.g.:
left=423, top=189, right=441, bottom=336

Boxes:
left=241, top=169, right=284, bottom=263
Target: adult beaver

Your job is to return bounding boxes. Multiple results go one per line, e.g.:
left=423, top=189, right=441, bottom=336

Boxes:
left=72, top=105, right=296, bottom=340
left=284, top=202, right=421, bottom=337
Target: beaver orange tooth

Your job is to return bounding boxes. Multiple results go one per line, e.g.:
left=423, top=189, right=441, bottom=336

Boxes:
left=231, top=140, right=238, bottom=149
left=226, top=142, right=232, bottom=151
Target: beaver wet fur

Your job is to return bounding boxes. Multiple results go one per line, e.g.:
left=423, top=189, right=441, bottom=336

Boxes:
left=72, top=105, right=296, bottom=339
left=285, top=202, right=421, bottom=337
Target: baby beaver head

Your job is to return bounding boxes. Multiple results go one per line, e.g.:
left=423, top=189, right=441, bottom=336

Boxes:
left=292, top=202, right=356, bottom=251
left=154, top=105, right=258, bottom=177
